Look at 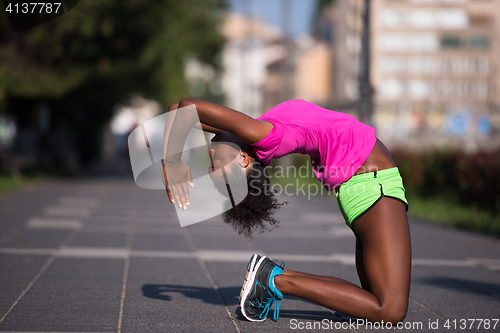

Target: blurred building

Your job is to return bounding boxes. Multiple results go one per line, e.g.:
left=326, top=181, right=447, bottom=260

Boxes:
left=321, top=0, right=362, bottom=106
left=293, top=36, right=333, bottom=105
left=323, top=0, right=500, bottom=151
left=220, top=13, right=286, bottom=118
left=221, top=12, right=333, bottom=116
left=263, top=34, right=332, bottom=111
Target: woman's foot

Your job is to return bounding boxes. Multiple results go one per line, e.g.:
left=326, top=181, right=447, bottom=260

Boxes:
left=239, top=255, right=285, bottom=321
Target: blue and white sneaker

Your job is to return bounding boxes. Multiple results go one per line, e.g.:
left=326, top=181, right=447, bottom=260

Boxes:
left=239, top=254, right=285, bottom=322
left=240, top=254, right=262, bottom=301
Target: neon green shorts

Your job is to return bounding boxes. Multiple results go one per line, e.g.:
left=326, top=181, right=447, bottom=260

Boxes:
left=335, top=167, right=408, bottom=228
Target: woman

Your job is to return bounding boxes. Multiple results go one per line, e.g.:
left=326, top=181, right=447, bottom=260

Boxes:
left=162, top=98, right=411, bottom=325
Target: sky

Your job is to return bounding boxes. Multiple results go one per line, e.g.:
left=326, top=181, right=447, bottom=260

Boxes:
left=226, top=0, right=319, bottom=36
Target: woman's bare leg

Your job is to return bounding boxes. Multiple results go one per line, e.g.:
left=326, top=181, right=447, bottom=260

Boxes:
left=281, top=270, right=356, bottom=285
left=274, top=197, right=411, bottom=324
left=355, top=234, right=371, bottom=291
left=282, top=235, right=370, bottom=287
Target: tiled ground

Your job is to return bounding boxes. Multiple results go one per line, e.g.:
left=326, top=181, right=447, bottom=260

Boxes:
left=0, top=177, right=499, bottom=332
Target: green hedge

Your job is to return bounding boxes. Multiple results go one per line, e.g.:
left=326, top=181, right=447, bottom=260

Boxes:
left=393, top=149, right=500, bottom=212
left=392, top=149, right=500, bottom=235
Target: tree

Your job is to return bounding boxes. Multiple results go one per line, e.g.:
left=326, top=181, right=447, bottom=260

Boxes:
left=0, top=0, right=227, bottom=164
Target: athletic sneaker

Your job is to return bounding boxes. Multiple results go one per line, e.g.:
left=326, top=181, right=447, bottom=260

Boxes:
left=239, top=254, right=262, bottom=302
left=239, top=254, right=285, bottom=322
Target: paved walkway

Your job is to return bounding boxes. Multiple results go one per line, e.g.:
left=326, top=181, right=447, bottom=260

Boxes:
left=0, top=177, right=499, bottom=332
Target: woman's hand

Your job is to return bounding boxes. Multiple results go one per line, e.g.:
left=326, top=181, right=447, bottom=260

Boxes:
left=161, top=159, right=194, bottom=210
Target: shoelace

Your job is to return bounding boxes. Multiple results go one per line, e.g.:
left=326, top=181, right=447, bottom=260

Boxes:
left=258, top=295, right=280, bottom=321
left=252, top=259, right=285, bottom=321
left=264, top=260, right=285, bottom=321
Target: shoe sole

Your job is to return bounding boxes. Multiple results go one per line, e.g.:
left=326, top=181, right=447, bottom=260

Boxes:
left=239, top=254, right=259, bottom=301
left=239, top=255, right=268, bottom=322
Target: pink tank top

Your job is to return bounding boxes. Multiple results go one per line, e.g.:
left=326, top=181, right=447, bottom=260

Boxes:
left=251, top=100, right=376, bottom=190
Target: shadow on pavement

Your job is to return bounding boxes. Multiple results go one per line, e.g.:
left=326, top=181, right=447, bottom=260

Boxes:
left=143, top=284, right=341, bottom=322
left=420, top=277, right=500, bottom=296
left=142, top=284, right=240, bottom=305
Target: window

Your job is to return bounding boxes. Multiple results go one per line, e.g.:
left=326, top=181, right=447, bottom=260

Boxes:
left=408, top=57, right=437, bottom=74
left=408, top=10, right=435, bottom=28
left=412, top=34, right=439, bottom=52
left=440, top=36, right=492, bottom=50
left=430, top=80, right=489, bottom=99
left=381, top=33, right=438, bottom=52
left=468, top=37, right=490, bottom=49
left=379, top=79, right=404, bottom=99
left=381, top=10, right=406, bottom=28
left=410, top=0, right=438, bottom=3
left=468, top=58, right=481, bottom=75
left=441, top=36, right=461, bottom=48
left=440, top=58, right=455, bottom=75
left=381, top=57, right=406, bottom=74
left=469, top=58, right=490, bottom=75
left=476, top=81, right=489, bottom=99
left=440, top=0, right=467, bottom=5
left=381, top=33, right=406, bottom=52
left=438, top=9, right=468, bottom=29
left=409, top=80, right=430, bottom=99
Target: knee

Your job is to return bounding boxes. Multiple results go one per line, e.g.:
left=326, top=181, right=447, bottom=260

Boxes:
left=377, top=301, right=408, bottom=325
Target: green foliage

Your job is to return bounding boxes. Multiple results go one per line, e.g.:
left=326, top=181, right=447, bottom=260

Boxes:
left=393, top=149, right=500, bottom=236
left=393, top=149, right=500, bottom=212
left=312, top=0, right=335, bottom=37
left=406, top=193, right=500, bottom=237
left=0, top=173, right=45, bottom=192
left=0, top=0, right=227, bottom=104
left=0, top=0, right=227, bottom=163
left=0, top=175, right=26, bottom=192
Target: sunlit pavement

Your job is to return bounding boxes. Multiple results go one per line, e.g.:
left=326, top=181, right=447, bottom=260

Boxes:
left=0, top=177, right=499, bottom=332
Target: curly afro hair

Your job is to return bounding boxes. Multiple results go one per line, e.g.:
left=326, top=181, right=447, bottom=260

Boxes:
left=214, top=161, right=287, bottom=239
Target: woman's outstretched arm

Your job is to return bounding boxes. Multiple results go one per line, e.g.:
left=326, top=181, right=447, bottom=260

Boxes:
left=169, top=102, right=220, bottom=134
left=177, top=98, right=273, bottom=143
left=162, top=98, right=272, bottom=208
left=164, top=98, right=272, bottom=165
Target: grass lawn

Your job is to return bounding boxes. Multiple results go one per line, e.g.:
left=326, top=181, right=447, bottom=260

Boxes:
left=0, top=174, right=44, bottom=193
left=406, top=193, right=500, bottom=237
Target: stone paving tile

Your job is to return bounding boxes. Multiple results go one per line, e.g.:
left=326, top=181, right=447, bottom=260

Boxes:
left=122, top=257, right=237, bottom=333
left=68, top=232, right=128, bottom=248
left=410, top=266, right=500, bottom=322
left=132, top=234, right=193, bottom=252
left=409, top=219, right=500, bottom=260
left=0, top=182, right=68, bottom=240
left=0, top=229, right=72, bottom=249
left=189, top=234, right=258, bottom=252
left=0, top=254, right=50, bottom=316
left=0, top=258, right=124, bottom=332
left=425, top=266, right=500, bottom=297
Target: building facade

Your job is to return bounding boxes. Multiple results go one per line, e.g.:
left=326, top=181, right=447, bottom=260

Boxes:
left=220, top=13, right=285, bottom=118
left=327, top=0, right=500, bottom=150
left=221, top=13, right=333, bottom=117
